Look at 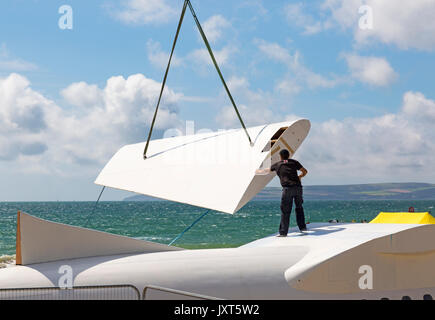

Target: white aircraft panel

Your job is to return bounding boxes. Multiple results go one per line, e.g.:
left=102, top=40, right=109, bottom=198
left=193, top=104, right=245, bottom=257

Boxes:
left=95, top=119, right=311, bottom=214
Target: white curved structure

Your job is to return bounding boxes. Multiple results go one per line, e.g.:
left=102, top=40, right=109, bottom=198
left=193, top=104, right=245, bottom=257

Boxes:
left=1, top=211, right=435, bottom=300
left=14, top=211, right=183, bottom=265
left=2, top=119, right=434, bottom=300
left=95, top=120, right=311, bottom=214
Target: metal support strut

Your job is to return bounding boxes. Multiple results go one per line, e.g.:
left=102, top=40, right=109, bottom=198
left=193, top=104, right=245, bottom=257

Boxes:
left=143, top=0, right=252, bottom=159
left=169, top=209, right=211, bottom=246
left=84, top=186, right=106, bottom=228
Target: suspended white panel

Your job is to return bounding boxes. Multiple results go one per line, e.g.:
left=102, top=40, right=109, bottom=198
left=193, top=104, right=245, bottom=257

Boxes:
left=95, top=119, right=311, bottom=214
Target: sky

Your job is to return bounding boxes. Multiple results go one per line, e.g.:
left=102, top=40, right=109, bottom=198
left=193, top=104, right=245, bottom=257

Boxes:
left=0, top=0, right=435, bottom=201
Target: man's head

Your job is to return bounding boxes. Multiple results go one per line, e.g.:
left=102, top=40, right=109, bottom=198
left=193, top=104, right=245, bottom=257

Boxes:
left=279, top=149, right=290, bottom=160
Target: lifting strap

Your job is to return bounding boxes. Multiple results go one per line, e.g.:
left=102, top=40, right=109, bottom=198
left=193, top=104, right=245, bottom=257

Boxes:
left=143, top=0, right=188, bottom=159
left=143, top=0, right=252, bottom=159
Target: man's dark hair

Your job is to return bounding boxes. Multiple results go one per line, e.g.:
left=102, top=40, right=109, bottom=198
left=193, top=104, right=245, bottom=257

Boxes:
left=279, top=149, right=290, bottom=160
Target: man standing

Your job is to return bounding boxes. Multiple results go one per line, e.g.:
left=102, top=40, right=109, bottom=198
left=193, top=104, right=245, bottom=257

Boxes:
left=256, top=149, right=308, bottom=236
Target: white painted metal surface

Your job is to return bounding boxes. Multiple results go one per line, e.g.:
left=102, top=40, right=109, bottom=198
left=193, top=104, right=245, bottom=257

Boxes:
left=95, top=119, right=311, bottom=214
left=2, top=221, right=434, bottom=300
left=240, top=222, right=421, bottom=286
left=17, top=211, right=183, bottom=265
left=4, top=115, right=435, bottom=299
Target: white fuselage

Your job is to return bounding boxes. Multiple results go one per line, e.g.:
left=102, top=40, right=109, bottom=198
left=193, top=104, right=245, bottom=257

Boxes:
left=1, top=222, right=435, bottom=300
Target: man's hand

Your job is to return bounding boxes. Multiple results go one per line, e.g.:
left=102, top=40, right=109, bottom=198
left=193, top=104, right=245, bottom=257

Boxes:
left=255, top=168, right=271, bottom=175
left=298, top=167, right=308, bottom=179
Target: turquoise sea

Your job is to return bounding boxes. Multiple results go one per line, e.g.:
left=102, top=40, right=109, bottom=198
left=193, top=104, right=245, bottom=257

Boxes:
left=1, top=200, right=434, bottom=256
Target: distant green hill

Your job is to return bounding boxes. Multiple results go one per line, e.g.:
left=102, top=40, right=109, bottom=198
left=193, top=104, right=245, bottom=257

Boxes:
left=255, top=183, right=435, bottom=201
left=124, top=183, right=435, bottom=201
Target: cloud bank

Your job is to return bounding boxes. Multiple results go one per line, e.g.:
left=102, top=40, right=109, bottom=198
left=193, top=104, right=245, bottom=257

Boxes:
left=343, top=53, right=398, bottom=86
left=285, top=0, right=435, bottom=51
left=1, top=72, right=434, bottom=187
left=0, top=73, right=182, bottom=174
left=298, top=91, right=435, bottom=184
left=112, top=0, right=177, bottom=25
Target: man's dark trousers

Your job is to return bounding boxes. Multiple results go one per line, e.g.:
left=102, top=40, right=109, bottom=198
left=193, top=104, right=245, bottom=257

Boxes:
left=279, top=185, right=306, bottom=234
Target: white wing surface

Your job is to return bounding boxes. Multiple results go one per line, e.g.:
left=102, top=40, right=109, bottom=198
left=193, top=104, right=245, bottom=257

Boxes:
left=95, top=119, right=311, bottom=214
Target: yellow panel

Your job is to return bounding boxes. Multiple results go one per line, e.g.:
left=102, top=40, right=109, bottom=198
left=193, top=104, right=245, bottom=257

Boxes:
left=370, top=212, right=435, bottom=224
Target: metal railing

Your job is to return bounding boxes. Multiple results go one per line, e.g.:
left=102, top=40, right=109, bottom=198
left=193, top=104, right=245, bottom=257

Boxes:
left=0, top=284, right=141, bottom=300
left=0, top=284, right=223, bottom=300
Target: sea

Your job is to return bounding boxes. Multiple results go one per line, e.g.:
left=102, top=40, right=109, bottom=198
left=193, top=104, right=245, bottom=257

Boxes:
left=1, top=200, right=434, bottom=260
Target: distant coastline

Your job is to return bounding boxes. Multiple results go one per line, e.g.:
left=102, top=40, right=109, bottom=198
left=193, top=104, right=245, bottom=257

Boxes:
left=124, top=182, right=435, bottom=201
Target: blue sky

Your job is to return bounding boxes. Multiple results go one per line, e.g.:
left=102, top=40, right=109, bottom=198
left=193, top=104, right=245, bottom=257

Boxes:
left=1, top=0, right=435, bottom=201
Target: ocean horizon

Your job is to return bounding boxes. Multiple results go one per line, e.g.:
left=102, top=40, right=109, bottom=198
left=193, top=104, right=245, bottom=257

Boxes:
left=1, top=199, right=434, bottom=262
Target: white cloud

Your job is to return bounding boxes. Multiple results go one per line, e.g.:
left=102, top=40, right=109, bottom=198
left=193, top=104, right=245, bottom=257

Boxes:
left=146, top=39, right=184, bottom=69
left=255, top=40, right=397, bottom=90
left=60, top=82, right=103, bottom=109
left=322, top=0, right=435, bottom=50
left=2, top=72, right=434, bottom=186
left=0, top=60, right=38, bottom=72
left=255, top=39, right=294, bottom=64
left=255, top=39, right=340, bottom=89
left=297, top=91, right=435, bottom=184
left=215, top=40, right=341, bottom=129
left=112, top=0, right=177, bottom=25
left=283, top=1, right=435, bottom=50
left=401, top=91, right=435, bottom=121
left=284, top=3, right=324, bottom=35
left=216, top=103, right=277, bottom=129
left=237, top=0, right=268, bottom=17
left=215, top=87, right=435, bottom=184
left=0, top=73, right=56, bottom=161
left=276, top=79, right=302, bottom=95
left=216, top=76, right=281, bottom=128
left=343, top=53, right=398, bottom=86
left=0, top=73, right=51, bottom=135
left=227, top=76, right=249, bottom=92
left=0, top=43, right=38, bottom=72
left=0, top=73, right=183, bottom=173
left=189, top=45, right=236, bottom=67
left=202, top=15, right=231, bottom=43
left=146, top=38, right=236, bottom=73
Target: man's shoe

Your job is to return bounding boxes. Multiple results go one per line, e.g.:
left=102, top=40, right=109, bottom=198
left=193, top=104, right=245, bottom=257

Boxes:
left=276, top=234, right=287, bottom=237
left=300, top=228, right=307, bottom=232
